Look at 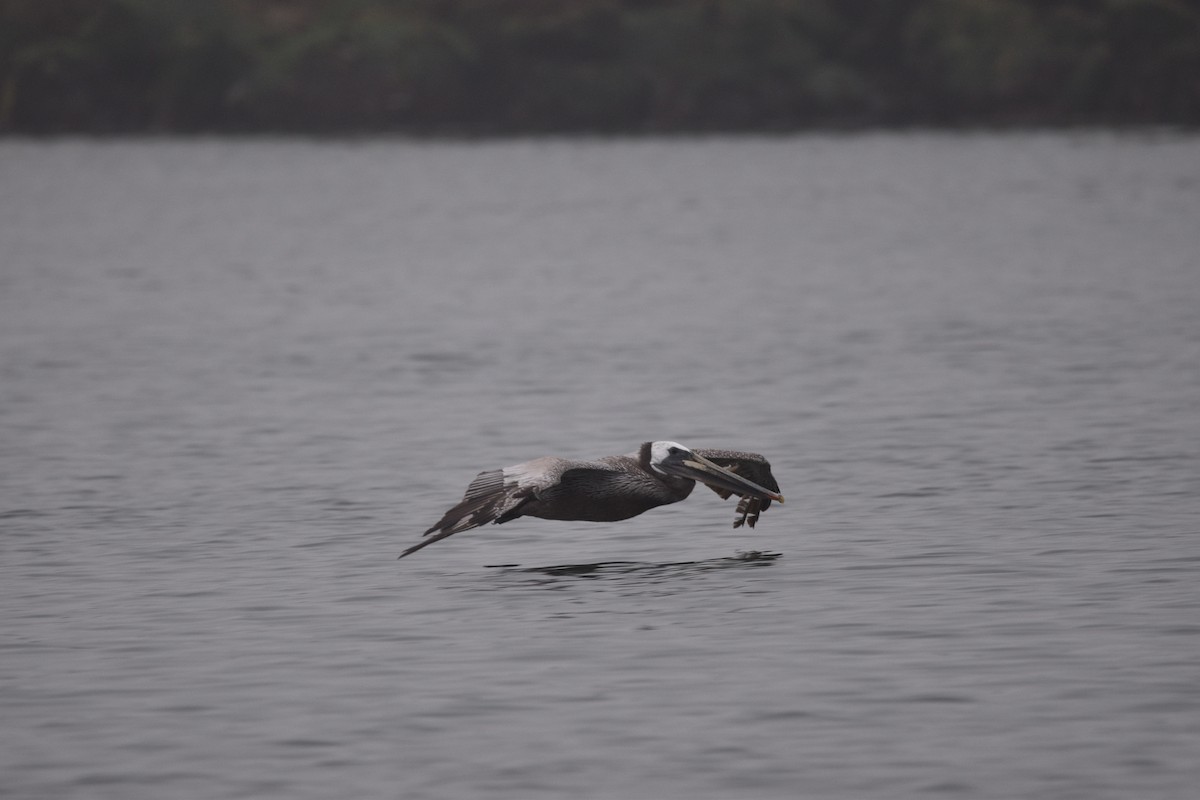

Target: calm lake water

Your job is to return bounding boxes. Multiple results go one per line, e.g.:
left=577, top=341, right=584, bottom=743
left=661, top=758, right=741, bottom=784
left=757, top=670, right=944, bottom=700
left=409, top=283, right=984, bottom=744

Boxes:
left=2, top=133, right=1199, bottom=799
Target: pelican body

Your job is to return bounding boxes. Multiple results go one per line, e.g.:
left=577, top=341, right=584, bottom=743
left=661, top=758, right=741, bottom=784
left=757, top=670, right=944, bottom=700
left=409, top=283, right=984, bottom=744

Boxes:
left=399, top=441, right=783, bottom=559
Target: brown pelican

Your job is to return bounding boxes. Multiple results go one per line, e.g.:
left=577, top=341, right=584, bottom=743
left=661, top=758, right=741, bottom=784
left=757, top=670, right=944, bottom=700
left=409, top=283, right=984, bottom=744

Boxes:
left=399, top=441, right=784, bottom=559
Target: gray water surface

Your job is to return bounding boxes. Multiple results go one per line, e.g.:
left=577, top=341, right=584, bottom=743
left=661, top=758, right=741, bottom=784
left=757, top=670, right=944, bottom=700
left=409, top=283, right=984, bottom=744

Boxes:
left=2, top=134, right=1199, bottom=799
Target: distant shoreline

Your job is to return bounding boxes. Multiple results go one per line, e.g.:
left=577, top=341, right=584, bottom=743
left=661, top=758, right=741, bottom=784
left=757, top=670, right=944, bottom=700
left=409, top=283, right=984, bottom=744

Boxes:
left=4, top=0, right=1197, bottom=135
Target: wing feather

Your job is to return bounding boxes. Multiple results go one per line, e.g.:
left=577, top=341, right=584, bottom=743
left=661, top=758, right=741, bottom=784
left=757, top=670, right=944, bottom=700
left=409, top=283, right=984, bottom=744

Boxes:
left=400, top=457, right=572, bottom=559
left=692, top=448, right=782, bottom=529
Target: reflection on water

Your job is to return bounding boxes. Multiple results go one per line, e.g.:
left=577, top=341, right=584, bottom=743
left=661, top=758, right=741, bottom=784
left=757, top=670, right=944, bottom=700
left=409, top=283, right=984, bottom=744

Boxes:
left=1, top=134, right=1199, bottom=800
left=487, top=550, right=782, bottom=578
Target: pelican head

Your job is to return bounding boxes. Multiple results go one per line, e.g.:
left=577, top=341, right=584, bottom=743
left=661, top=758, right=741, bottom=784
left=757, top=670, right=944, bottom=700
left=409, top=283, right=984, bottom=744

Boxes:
left=647, top=441, right=785, bottom=503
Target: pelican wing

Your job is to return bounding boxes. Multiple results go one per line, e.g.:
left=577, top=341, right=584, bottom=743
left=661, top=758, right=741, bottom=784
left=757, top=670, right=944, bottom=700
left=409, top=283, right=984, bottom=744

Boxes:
left=399, top=457, right=571, bottom=559
left=692, top=449, right=782, bottom=529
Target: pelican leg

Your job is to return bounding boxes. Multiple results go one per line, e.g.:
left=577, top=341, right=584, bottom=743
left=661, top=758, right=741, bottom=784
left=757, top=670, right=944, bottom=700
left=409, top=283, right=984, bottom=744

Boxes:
left=732, top=496, right=764, bottom=529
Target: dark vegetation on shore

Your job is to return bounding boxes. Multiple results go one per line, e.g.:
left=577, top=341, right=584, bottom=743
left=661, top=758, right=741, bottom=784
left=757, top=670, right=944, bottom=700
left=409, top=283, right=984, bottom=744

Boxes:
left=3, top=0, right=1198, bottom=134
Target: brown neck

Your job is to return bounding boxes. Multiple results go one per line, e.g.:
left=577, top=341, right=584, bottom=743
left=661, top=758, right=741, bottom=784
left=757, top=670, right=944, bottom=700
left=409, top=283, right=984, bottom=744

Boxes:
left=638, top=441, right=654, bottom=472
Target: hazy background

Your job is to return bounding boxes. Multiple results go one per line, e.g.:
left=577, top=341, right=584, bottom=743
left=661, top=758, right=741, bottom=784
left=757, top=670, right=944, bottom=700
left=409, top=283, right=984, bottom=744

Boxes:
left=3, top=0, right=1199, bottom=134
